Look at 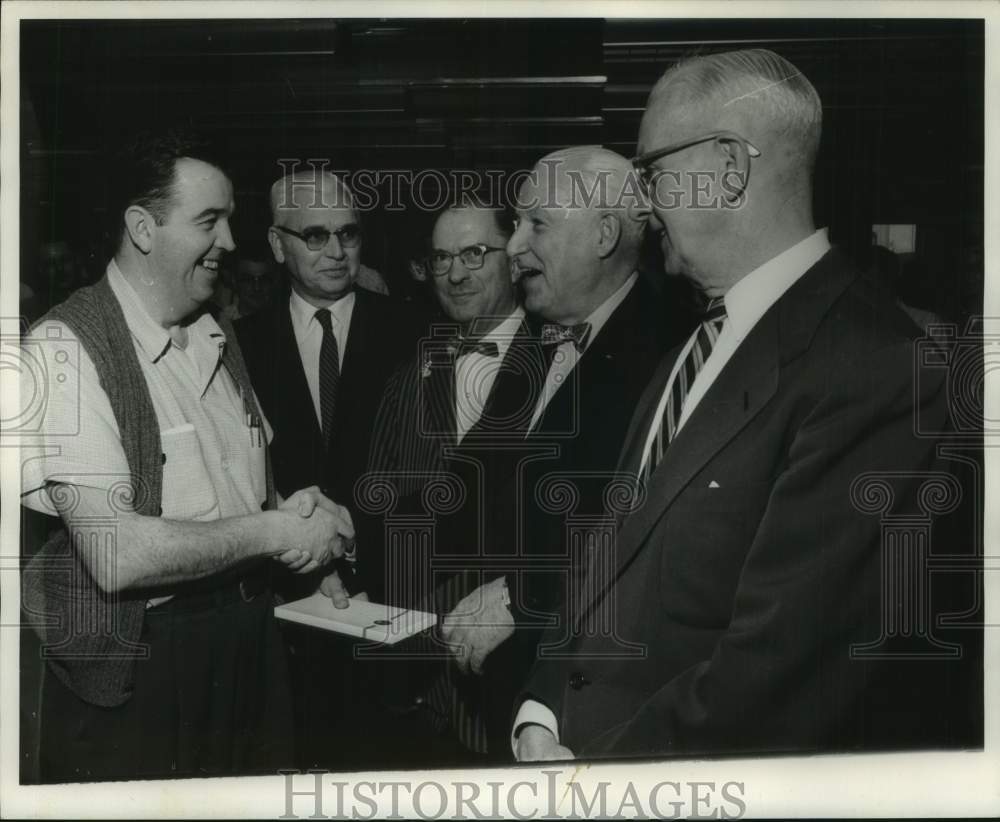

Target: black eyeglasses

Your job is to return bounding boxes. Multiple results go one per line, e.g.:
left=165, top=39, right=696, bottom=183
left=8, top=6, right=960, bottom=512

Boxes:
left=272, top=223, right=362, bottom=251
left=427, top=244, right=505, bottom=277
left=632, top=130, right=761, bottom=188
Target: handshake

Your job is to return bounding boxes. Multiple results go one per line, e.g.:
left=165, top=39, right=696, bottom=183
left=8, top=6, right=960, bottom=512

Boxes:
left=269, top=486, right=355, bottom=576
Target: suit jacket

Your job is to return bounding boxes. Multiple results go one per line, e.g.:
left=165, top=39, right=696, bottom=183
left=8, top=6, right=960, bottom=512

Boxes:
left=235, top=286, right=423, bottom=506
left=360, top=315, right=548, bottom=606
left=471, top=278, right=683, bottom=751
left=506, top=278, right=682, bottom=621
left=522, top=249, right=981, bottom=757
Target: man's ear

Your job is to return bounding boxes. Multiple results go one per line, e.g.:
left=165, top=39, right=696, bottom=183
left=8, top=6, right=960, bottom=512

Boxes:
left=596, top=212, right=622, bottom=259
left=124, top=205, right=155, bottom=254
left=408, top=259, right=427, bottom=282
left=717, top=138, right=751, bottom=206
left=267, top=226, right=286, bottom=265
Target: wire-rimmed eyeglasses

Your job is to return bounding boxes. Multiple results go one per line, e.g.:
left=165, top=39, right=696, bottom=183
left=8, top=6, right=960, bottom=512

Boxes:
left=632, top=130, right=761, bottom=189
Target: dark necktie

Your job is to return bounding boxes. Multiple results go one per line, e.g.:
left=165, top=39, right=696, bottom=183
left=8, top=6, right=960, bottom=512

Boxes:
left=640, top=297, right=727, bottom=483
left=540, top=321, right=592, bottom=352
left=315, top=308, right=340, bottom=449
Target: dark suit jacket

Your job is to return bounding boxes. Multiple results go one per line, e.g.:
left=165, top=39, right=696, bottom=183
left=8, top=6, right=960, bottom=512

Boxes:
left=522, top=249, right=981, bottom=757
left=235, top=286, right=423, bottom=505
left=506, top=277, right=682, bottom=620
left=474, top=278, right=683, bottom=749
left=360, top=315, right=548, bottom=606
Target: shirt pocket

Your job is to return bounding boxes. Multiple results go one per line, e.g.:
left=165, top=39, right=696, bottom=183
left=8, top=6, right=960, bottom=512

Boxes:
left=160, top=423, right=220, bottom=521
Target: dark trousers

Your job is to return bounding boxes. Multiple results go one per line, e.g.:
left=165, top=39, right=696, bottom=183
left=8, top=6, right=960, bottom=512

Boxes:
left=38, top=588, right=293, bottom=783
left=284, top=622, right=492, bottom=771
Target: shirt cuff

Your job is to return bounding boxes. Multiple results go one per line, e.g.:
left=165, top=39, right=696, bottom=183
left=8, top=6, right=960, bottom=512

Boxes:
left=510, top=699, right=560, bottom=757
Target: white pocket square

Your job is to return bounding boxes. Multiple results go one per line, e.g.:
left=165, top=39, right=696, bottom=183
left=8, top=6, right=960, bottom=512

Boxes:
left=708, top=480, right=721, bottom=489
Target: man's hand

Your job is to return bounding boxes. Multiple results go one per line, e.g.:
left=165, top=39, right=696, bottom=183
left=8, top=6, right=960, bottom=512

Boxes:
left=515, top=724, right=574, bottom=762
left=269, top=488, right=354, bottom=573
left=274, top=548, right=315, bottom=573
left=281, top=486, right=353, bottom=525
left=317, top=569, right=369, bottom=608
left=440, top=577, right=515, bottom=675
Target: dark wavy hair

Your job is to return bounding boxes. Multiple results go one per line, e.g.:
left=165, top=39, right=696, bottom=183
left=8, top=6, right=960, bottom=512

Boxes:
left=107, top=128, right=227, bottom=250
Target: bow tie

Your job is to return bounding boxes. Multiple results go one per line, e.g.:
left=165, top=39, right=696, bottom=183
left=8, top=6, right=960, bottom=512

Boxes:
left=448, top=338, right=500, bottom=358
left=540, top=321, right=591, bottom=352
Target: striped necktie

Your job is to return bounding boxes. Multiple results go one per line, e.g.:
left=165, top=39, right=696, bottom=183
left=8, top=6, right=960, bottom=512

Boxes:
left=315, top=308, right=340, bottom=449
left=640, top=297, right=727, bottom=483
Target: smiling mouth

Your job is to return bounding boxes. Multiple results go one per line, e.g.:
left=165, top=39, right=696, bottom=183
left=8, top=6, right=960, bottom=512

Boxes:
left=512, top=263, right=543, bottom=282
left=199, top=258, right=220, bottom=272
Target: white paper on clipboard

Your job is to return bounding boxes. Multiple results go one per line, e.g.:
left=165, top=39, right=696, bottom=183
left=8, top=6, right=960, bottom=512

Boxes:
left=274, top=593, right=437, bottom=645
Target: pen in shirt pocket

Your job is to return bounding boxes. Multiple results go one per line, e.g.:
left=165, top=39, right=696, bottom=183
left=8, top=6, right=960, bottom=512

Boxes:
left=242, top=394, right=264, bottom=447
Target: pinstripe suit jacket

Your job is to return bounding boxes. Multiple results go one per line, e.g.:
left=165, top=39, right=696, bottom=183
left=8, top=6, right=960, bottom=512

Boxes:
left=359, top=316, right=546, bottom=605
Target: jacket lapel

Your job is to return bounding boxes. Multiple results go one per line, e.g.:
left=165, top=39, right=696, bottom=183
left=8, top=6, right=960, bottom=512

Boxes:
left=530, top=283, right=637, bottom=438
left=576, top=249, right=859, bottom=622
left=614, top=349, right=681, bottom=485
left=617, top=313, right=779, bottom=563
left=276, top=300, right=322, bottom=441
left=337, top=288, right=370, bottom=406
left=466, top=320, right=544, bottom=438
left=421, top=339, right=458, bottom=447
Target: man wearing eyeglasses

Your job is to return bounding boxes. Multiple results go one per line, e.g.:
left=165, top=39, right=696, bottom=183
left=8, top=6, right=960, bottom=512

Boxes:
left=420, top=147, right=683, bottom=758
left=235, top=169, right=422, bottom=769
left=359, top=195, right=543, bottom=762
left=515, top=50, right=976, bottom=761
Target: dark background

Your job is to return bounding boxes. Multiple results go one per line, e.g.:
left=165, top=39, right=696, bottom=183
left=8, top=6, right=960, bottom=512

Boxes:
left=20, top=17, right=984, bottom=318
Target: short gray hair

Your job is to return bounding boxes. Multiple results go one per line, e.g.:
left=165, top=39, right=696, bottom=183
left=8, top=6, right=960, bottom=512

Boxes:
left=539, top=145, right=648, bottom=247
left=656, top=49, right=822, bottom=174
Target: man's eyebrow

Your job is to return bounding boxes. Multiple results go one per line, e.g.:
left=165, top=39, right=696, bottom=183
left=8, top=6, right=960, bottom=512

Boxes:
left=304, top=220, right=360, bottom=231
left=192, top=207, right=229, bottom=221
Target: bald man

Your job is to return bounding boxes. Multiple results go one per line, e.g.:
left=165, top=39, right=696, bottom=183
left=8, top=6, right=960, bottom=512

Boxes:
left=438, top=148, right=685, bottom=755
left=237, top=171, right=421, bottom=517
left=515, top=50, right=977, bottom=761
left=235, top=171, right=423, bottom=768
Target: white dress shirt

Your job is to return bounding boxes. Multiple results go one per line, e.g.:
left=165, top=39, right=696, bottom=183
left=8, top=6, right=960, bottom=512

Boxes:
left=528, top=272, right=638, bottom=431
left=513, top=229, right=832, bottom=754
left=288, top=288, right=355, bottom=428
left=454, top=308, right=526, bottom=443
left=637, top=228, right=831, bottom=475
